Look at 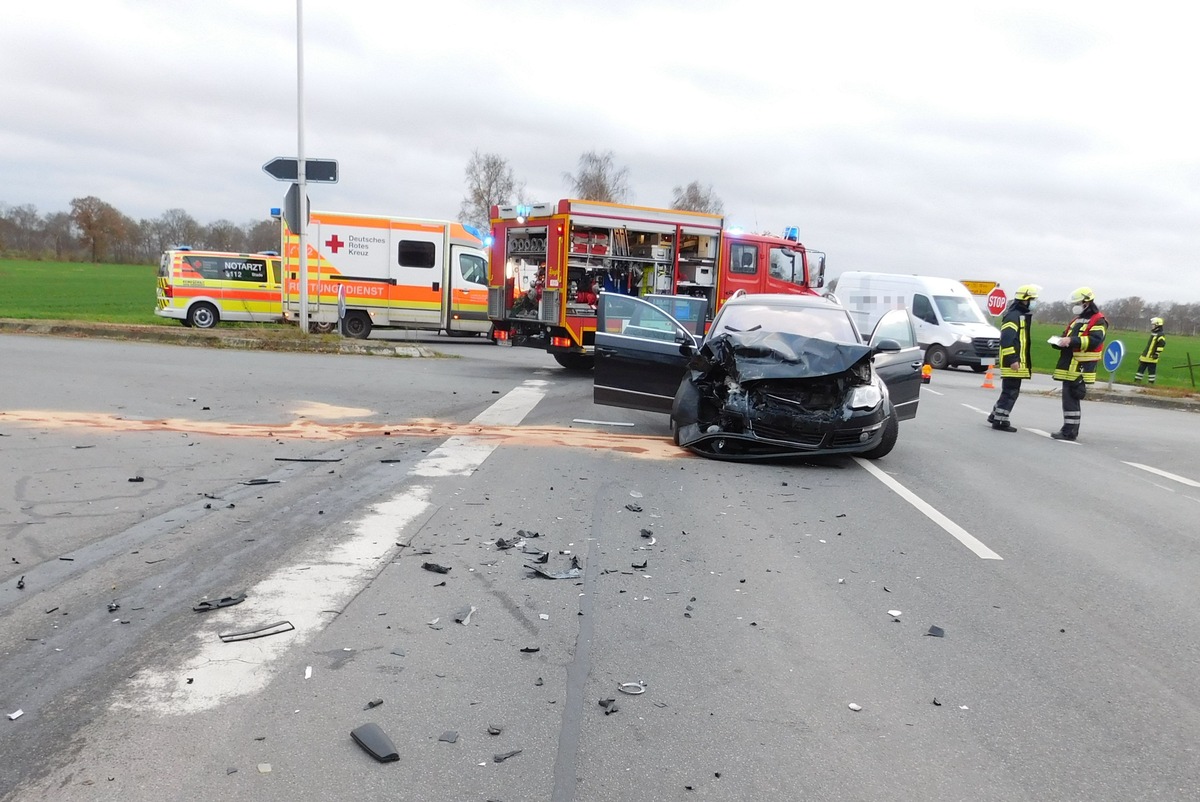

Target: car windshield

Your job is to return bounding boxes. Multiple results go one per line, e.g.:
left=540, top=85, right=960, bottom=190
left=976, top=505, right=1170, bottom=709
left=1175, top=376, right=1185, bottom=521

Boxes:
left=934, top=295, right=987, bottom=323
left=711, top=304, right=859, bottom=344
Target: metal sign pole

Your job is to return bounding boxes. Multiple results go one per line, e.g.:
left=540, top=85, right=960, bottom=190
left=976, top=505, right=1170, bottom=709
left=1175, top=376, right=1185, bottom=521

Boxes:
left=296, top=0, right=309, bottom=333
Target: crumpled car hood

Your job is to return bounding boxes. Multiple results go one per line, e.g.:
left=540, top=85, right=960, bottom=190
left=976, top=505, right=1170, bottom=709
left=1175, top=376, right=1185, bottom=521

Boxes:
left=690, top=331, right=874, bottom=381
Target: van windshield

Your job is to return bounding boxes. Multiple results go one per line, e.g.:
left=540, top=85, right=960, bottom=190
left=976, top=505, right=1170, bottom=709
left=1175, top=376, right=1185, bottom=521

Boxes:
left=934, top=295, right=987, bottom=324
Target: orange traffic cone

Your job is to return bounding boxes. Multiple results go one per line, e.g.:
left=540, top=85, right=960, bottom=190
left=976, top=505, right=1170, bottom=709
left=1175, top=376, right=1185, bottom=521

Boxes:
left=981, top=364, right=995, bottom=389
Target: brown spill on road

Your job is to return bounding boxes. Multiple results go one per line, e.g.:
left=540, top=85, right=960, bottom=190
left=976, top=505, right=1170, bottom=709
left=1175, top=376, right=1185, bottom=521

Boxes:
left=0, top=410, right=684, bottom=461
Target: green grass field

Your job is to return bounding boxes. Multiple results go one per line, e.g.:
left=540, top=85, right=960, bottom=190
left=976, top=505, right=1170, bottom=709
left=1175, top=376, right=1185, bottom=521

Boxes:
left=2, top=258, right=1197, bottom=389
left=0, top=258, right=163, bottom=325
left=1028, top=322, right=1199, bottom=391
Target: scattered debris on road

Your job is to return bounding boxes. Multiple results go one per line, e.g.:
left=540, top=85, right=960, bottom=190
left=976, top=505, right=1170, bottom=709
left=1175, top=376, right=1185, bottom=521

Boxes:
left=439, top=731, right=458, bottom=744
left=926, top=625, right=945, bottom=637
left=218, top=620, right=294, bottom=643
left=351, top=723, right=400, bottom=762
left=848, top=703, right=863, bottom=712
left=193, top=593, right=246, bottom=613
left=364, top=699, right=384, bottom=710
left=7, top=709, right=24, bottom=721
left=618, top=681, right=646, bottom=695
left=422, top=562, right=451, bottom=574
left=493, top=749, right=522, bottom=763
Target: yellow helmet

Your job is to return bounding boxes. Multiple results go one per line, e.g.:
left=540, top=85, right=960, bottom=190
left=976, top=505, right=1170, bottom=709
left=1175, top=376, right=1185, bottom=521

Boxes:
left=1151, top=317, right=1164, bottom=328
left=1069, top=286, right=1095, bottom=304
left=1015, top=284, right=1041, bottom=301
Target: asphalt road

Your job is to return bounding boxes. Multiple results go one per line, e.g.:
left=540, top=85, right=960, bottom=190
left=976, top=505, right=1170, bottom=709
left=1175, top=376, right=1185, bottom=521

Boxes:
left=1, top=335, right=1197, bottom=801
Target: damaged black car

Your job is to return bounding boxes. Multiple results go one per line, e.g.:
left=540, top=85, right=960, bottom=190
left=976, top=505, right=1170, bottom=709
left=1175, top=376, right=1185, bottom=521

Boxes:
left=592, top=293, right=922, bottom=460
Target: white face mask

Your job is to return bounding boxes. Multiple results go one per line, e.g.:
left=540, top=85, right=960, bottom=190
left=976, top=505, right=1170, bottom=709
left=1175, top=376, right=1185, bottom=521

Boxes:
left=1028, top=300, right=1039, bottom=313
left=1071, top=303, right=1084, bottom=315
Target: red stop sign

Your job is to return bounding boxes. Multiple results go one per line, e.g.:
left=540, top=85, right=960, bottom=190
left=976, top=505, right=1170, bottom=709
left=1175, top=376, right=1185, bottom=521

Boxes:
left=986, top=288, right=1007, bottom=316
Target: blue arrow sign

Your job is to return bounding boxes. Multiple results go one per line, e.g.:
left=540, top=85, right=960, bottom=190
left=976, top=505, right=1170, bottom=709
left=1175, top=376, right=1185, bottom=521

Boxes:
left=1103, top=340, right=1124, bottom=372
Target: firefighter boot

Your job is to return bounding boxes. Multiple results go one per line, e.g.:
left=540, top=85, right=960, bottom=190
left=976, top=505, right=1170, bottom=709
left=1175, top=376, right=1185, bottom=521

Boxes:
left=1051, top=427, right=1078, bottom=441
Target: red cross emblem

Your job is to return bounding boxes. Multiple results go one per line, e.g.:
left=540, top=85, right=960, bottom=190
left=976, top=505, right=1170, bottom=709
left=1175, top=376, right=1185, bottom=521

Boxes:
left=325, top=234, right=344, bottom=253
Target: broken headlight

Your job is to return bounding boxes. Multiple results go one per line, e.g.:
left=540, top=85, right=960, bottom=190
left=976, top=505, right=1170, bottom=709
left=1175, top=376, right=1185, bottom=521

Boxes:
left=847, top=383, right=883, bottom=410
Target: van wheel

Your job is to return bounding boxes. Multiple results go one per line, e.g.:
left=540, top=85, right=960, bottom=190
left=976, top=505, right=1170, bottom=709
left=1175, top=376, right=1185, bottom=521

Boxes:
left=553, top=353, right=594, bottom=371
left=341, top=311, right=372, bottom=339
left=309, top=322, right=336, bottom=334
left=860, top=412, right=899, bottom=460
left=187, top=303, right=219, bottom=329
left=971, top=365, right=988, bottom=373
left=925, top=345, right=949, bottom=370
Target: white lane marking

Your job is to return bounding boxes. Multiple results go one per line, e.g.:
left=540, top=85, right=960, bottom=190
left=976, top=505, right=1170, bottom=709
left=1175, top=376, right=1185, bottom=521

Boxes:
left=118, top=381, right=547, bottom=715
left=572, top=419, right=636, bottom=427
left=962, top=404, right=988, bottom=414
left=1123, top=462, right=1200, bottom=488
left=1027, top=428, right=1080, bottom=444
left=413, top=383, right=546, bottom=477
left=854, top=458, right=1003, bottom=560
left=924, top=389, right=943, bottom=396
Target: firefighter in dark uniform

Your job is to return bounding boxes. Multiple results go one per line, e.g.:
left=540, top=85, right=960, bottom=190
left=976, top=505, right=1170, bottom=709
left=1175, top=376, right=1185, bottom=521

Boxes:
left=988, top=284, right=1040, bottom=432
left=1049, top=287, right=1107, bottom=441
left=1134, top=317, right=1166, bottom=384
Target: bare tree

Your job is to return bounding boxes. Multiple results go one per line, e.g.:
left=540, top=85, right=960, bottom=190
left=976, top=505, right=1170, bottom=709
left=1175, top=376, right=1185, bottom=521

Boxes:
left=670, top=181, right=724, bottom=214
left=70, top=196, right=126, bottom=262
left=459, top=150, right=524, bottom=232
left=154, top=208, right=202, bottom=252
left=202, top=219, right=247, bottom=252
left=563, top=150, right=630, bottom=203
left=244, top=218, right=281, bottom=253
left=42, top=212, right=75, bottom=260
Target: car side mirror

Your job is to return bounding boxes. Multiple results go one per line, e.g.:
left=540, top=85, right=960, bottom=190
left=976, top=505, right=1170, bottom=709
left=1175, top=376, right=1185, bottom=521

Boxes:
left=872, top=338, right=901, bottom=354
left=677, top=337, right=695, bottom=356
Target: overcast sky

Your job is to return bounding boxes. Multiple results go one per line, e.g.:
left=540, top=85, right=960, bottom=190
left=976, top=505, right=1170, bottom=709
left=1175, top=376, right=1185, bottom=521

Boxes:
left=3, top=1, right=1198, bottom=305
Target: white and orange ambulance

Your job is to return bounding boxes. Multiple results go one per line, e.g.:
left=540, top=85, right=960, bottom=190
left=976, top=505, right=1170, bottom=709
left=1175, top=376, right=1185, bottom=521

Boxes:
left=282, top=211, right=490, bottom=339
left=155, top=249, right=284, bottom=328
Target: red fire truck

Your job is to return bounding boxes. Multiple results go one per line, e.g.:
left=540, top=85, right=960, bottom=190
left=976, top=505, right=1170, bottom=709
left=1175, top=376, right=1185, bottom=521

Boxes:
left=487, top=199, right=826, bottom=369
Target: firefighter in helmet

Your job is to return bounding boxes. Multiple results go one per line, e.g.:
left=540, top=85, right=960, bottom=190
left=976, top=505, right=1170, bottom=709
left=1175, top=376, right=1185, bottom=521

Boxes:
left=1049, top=287, right=1107, bottom=441
left=988, top=283, right=1041, bottom=432
left=1134, top=317, right=1167, bottom=384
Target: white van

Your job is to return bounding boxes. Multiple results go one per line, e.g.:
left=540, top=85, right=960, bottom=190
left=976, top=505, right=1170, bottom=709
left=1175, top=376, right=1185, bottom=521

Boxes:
left=831, top=272, right=1000, bottom=371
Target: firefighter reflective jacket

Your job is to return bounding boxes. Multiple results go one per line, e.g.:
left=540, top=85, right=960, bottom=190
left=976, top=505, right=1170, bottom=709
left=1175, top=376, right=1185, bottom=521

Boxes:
left=998, top=301, right=1033, bottom=379
left=1140, top=332, right=1166, bottom=363
left=1053, top=311, right=1107, bottom=384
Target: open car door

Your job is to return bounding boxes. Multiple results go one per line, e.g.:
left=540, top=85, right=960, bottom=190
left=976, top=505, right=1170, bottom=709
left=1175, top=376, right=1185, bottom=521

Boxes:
left=869, top=308, right=923, bottom=421
left=593, top=293, right=705, bottom=413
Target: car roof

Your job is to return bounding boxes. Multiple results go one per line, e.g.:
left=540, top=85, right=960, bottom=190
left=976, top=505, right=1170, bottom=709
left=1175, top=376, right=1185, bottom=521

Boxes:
left=723, top=293, right=845, bottom=310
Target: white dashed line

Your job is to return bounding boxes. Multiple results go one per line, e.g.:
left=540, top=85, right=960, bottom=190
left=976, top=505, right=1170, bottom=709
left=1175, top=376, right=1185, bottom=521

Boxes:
left=962, top=404, right=989, bottom=414
left=924, top=388, right=943, bottom=396
left=1123, top=462, right=1200, bottom=488
left=854, top=458, right=1002, bottom=560
left=1027, top=428, right=1080, bottom=444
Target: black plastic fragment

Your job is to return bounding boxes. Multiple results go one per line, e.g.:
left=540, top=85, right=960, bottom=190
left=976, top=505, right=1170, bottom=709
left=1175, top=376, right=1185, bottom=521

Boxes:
left=526, top=555, right=582, bottom=580
left=625, top=503, right=643, bottom=512
left=487, top=724, right=503, bottom=736
left=218, top=620, right=294, bottom=642
left=274, top=457, right=343, bottom=462
left=128, top=476, right=144, bottom=483
left=58, top=557, right=74, bottom=562
left=632, top=560, right=648, bottom=570
left=422, top=562, right=451, bottom=574
left=520, top=646, right=540, bottom=653
left=364, top=699, right=384, bottom=710
left=107, top=601, right=120, bottom=612
left=439, top=730, right=459, bottom=743
left=351, top=723, right=400, bottom=762
left=193, top=593, right=246, bottom=613
left=932, top=698, right=942, bottom=706
left=639, top=528, right=653, bottom=538
left=599, top=698, right=619, bottom=715
left=15, top=576, right=24, bottom=590
left=240, top=479, right=280, bottom=486
left=493, top=749, right=522, bottom=763
left=926, top=625, right=945, bottom=638
left=534, top=552, right=549, bottom=564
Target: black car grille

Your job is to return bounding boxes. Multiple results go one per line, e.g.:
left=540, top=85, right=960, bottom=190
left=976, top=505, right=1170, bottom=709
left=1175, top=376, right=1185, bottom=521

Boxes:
left=973, top=337, right=999, bottom=357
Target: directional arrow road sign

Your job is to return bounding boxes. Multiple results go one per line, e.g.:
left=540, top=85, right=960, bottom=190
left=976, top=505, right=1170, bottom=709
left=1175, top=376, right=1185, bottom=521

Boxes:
left=262, top=157, right=339, bottom=183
